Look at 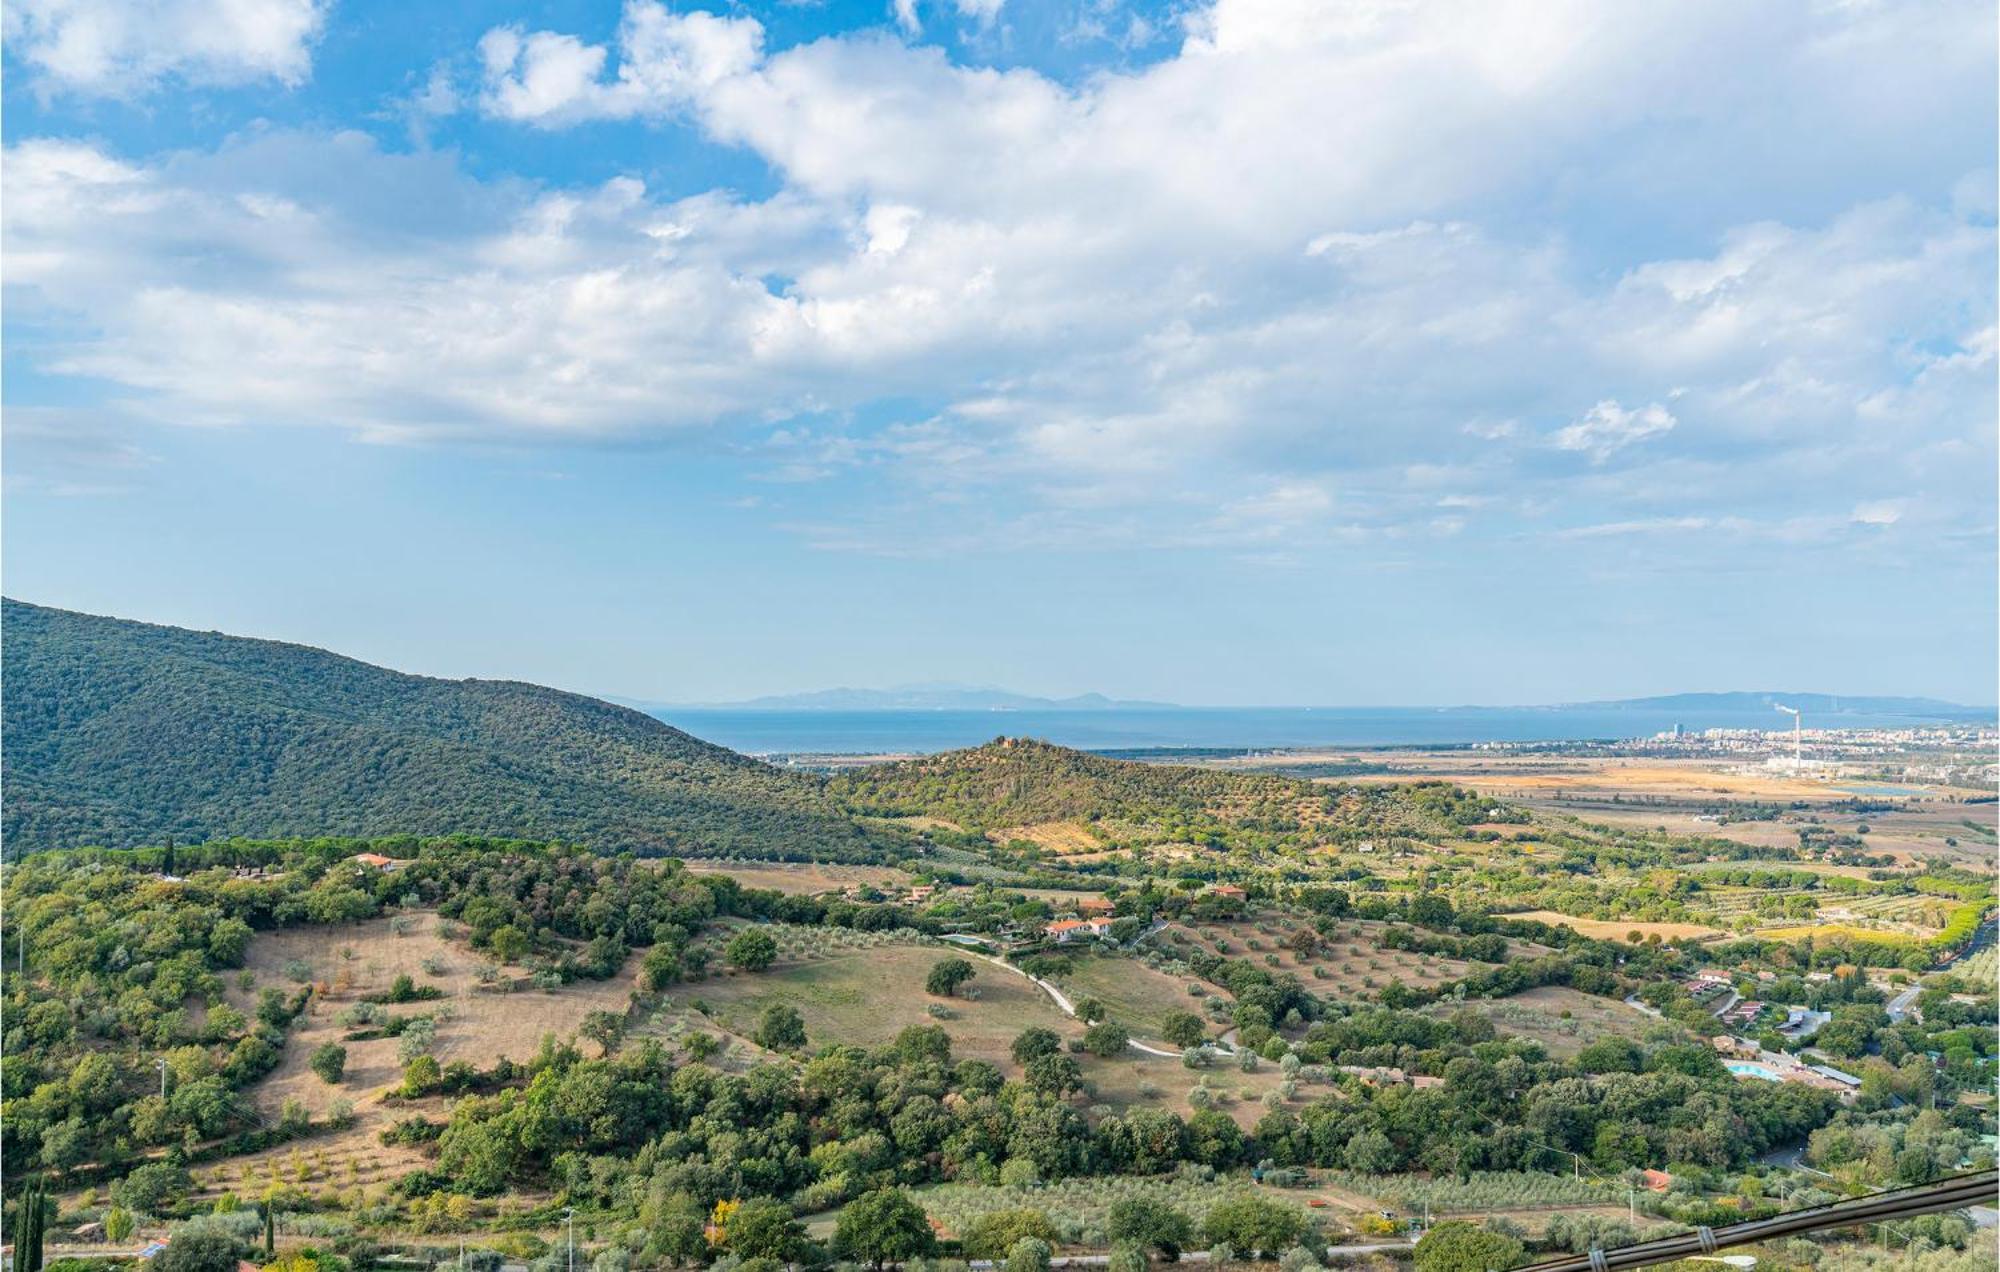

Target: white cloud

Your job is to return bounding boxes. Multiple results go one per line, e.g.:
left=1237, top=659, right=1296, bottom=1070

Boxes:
left=1551, top=400, right=1677, bottom=462
left=1851, top=499, right=1906, bottom=526
left=3, top=0, right=1994, bottom=557
left=478, top=1, right=764, bottom=126
left=4, top=0, right=327, bottom=97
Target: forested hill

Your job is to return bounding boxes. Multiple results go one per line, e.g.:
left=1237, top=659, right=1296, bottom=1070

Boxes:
left=830, top=737, right=1323, bottom=826
left=826, top=737, right=1503, bottom=851
left=1, top=599, right=883, bottom=859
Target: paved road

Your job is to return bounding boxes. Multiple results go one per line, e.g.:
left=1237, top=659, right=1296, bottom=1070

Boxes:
left=969, top=951, right=1209, bottom=1059
left=1885, top=984, right=1922, bottom=1023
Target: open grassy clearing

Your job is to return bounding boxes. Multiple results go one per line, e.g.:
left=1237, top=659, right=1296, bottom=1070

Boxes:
left=679, top=943, right=1072, bottom=1069
left=1428, top=986, right=1667, bottom=1059
left=680, top=860, right=911, bottom=894
left=1057, top=953, right=1213, bottom=1038
left=990, top=820, right=1106, bottom=854
left=1498, top=911, right=1724, bottom=942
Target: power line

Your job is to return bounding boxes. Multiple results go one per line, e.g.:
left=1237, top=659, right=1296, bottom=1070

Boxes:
left=1508, top=1171, right=1998, bottom=1272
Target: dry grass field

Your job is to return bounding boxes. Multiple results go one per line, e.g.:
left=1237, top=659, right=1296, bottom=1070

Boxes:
left=1499, top=911, right=1724, bottom=942
left=683, top=944, right=1073, bottom=1069
left=189, top=911, right=641, bottom=1209
left=681, top=860, right=911, bottom=894
left=1432, top=986, right=1665, bottom=1058
left=990, top=820, right=1104, bottom=854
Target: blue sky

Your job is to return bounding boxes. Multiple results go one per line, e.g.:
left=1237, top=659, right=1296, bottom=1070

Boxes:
left=3, top=0, right=1996, bottom=706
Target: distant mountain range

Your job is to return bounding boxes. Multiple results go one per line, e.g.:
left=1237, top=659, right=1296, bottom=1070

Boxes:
left=1565, top=691, right=1991, bottom=718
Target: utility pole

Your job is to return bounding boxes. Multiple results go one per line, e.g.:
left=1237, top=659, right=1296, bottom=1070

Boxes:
left=565, top=1207, right=575, bottom=1272
left=157, top=1057, right=169, bottom=1100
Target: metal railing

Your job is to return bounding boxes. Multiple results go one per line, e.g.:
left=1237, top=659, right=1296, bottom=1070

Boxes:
left=1510, top=1171, right=1997, bottom=1272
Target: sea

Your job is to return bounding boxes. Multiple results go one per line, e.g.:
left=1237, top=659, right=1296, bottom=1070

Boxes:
left=649, top=704, right=1982, bottom=757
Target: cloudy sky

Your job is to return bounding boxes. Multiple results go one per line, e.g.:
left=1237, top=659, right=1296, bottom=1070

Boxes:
left=3, top=0, right=1995, bottom=706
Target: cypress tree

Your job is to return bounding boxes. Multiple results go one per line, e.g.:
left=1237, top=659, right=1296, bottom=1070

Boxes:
left=162, top=836, right=177, bottom=877
left=19, top=1176, right=47, bottom=1272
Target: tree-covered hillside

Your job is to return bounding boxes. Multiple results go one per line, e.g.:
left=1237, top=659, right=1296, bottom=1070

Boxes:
left=1, top=600, right=884, bottom=859
left=827, top=737, right=1499, bottom=853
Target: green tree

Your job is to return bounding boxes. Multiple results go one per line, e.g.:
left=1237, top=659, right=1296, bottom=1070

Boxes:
left=1025, top=1052, right=1083, bottom=1097
left=1084, top=1021, right=1132, bottom=1058
left=832, top=1188, right=937, bottom=1269
left=1200, top=1196, right=1305, bottom=1258
left=309, top=1043, right=347, bottom=1085
left=960, top=1209, right=1059, bottom=1259
left=724, top=1198, right=806, bottom=1263
left=640, top=945, right=681, bottom=991
left=1161, top=1011, right=1207, bottom=1048
left=1108, top=1197, right=1195, bottom=1261
left=489, top=925, right=530, bottom=963
left=756, top=1004, right=807, bottom=1051
left=726, top=929, right=778, bottom=973
left=103, top=1207, right=135, bottom=1244
left=154, top=1230, right=247, bottom=1272
left=1006, top=1238, right=1053, bottom=1272
left=16, top=1177, right=47, bottom=1272
left=1414, top=1221, right=1525, bottom=1272
left=926, top=957, right=977, bottom=997
left=581, top=1010, right=625, bottom=1055
left=1012, top=1027, right=1062, bottom=1065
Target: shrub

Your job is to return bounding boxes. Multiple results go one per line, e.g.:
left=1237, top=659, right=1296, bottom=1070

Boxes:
left=1005, top=1238, right=1052, bottom=1272
left=309, top=1043, right=346, bottom=1085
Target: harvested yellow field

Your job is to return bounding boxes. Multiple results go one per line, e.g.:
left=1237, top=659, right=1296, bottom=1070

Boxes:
left=989, top=820, right=1105, bottom=854
left=682, top=860, right=910, bottom=894
left=1501, top=911, right=1723, bottom=941
left=1753, top=923, right=1920, bottom=945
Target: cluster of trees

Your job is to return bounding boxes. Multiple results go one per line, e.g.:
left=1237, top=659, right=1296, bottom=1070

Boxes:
left=1, top=837, right=771, bottom=1180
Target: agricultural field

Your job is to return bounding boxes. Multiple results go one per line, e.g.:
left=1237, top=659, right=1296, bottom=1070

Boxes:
left=1946, top=945, right=1997, bottom=986
left=681, top=859, right=910, bottom=895
left=910, top=1174, right=1310, bottom=1246
left=1158, top=916, right=1482, bottom=1000
left=1425, top=987, right=1666, bottom=1059
left=1497, top=911, right=1725, bottom=943
left=990, top=820, right=1105, bottom=854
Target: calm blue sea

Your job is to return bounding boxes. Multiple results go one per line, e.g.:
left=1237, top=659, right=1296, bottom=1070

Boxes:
left=650, top=705, right=1974, bottom=756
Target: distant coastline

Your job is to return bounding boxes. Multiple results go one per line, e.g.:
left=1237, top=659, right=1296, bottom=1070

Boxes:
left=650, top=702, right=1992, bottom=757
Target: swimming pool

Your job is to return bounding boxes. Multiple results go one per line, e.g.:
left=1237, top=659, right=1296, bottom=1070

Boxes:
left=1726, top=1061, right=1783, bottom=1081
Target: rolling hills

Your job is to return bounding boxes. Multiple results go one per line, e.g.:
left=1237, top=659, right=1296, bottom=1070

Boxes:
left=1, top=599, right=885, bottom=858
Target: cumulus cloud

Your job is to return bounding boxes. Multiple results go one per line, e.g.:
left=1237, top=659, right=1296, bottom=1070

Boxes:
left=1551, top=400, right=1677, bottom=462
left=3, top=0, right=1994, bottom=556
left=478, top=1, right=764, bottom=126
left=4, top=0, right=327, bottom=96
